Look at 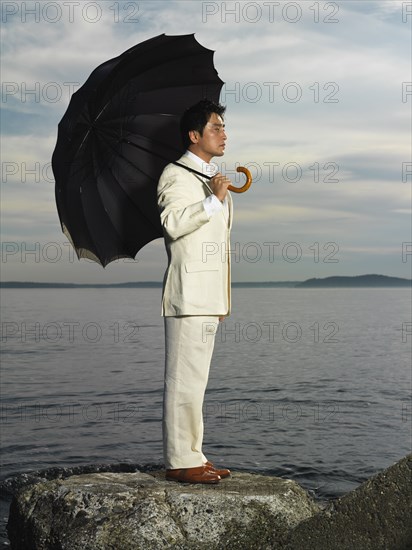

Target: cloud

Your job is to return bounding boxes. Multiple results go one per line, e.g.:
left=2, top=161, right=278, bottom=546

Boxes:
left=1, top=0, right=410, bottom=281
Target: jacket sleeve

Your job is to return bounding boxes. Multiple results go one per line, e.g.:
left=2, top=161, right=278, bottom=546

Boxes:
left=157, top=165, right=210, bottom=240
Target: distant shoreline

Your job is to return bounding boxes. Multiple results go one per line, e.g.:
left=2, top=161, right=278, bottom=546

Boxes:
left=1, top=275, right=411, bottom=289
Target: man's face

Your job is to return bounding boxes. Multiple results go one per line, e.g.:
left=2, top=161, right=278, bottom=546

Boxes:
left=189, top=112, right=227, bottom=162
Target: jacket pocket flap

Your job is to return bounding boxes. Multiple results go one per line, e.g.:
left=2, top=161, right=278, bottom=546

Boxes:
left=185, top=261, right=219, bottom=273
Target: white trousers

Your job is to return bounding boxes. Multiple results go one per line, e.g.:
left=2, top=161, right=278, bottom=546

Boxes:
left=162, top=315, right=219, bottom=469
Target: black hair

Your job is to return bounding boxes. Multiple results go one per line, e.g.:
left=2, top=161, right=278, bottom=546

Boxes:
left=180, top=99, right=226, bottom=149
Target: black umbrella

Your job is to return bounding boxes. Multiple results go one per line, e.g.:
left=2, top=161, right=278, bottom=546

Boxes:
left=52, top=33, right=230, bottom=267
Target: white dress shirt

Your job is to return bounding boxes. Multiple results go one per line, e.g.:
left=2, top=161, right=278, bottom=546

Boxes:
left=183, top=150, right=229, bottom=220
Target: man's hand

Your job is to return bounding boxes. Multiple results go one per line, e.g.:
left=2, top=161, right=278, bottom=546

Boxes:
left=210, top=172, right=231, bottom=202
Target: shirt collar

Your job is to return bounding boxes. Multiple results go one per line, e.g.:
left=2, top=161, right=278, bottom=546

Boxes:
left=183, top=150, right=218, bottom=177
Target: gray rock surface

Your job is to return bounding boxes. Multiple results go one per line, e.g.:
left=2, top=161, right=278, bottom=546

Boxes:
left=7, top=469, right=319, bottom=549
left=7, top=454, right=412, bottom=549
left=283, top=453, right=412, bottom=550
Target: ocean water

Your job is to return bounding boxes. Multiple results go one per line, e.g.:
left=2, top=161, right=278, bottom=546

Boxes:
left=1, top=287, right=411, bottom=543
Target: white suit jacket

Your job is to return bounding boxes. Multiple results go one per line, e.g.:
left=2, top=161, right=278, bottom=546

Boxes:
left=157, top=154, right=233, bottom=316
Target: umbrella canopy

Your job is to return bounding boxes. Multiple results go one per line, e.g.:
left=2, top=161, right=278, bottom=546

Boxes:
left=52, top=33, right=224, bottom=267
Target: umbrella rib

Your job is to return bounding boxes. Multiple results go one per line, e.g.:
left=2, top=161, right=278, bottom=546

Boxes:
left=87, top=145, right=137, bottom=262
left=101, top=138, right=163, bottom=236
left=96, top=75, right=224, bottom=122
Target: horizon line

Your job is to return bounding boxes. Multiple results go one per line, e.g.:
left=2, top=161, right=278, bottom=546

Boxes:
left=1, top=274, right=411, bottom=288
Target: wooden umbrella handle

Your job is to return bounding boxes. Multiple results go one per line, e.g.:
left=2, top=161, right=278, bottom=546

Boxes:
left=228, top=166, right=252, bottom=193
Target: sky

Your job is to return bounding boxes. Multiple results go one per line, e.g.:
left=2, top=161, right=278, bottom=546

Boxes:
left=1, top=0, right=411, bottom=283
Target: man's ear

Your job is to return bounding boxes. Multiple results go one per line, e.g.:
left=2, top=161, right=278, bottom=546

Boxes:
left=188, top=130, right=199, bottom=144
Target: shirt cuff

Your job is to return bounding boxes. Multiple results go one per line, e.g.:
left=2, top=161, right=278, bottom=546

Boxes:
left=203, top=194, right=223, bottom=218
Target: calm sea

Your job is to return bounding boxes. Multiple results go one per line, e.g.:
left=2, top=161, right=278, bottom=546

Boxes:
left=1, top=287, right=411, bottom=543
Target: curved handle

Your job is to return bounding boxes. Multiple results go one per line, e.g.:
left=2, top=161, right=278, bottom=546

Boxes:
left=228, top=166, right=252, bottom=193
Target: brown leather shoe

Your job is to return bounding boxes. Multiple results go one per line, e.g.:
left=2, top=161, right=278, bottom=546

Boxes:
left=204, top=460, right=231, bottom=478
left=166, top=465, right=221, bottom=484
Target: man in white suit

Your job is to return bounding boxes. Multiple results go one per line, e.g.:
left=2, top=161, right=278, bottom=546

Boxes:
left=157, top=100, right=233, bottom=484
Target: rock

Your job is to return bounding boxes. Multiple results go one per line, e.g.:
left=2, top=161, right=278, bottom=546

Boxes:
left=7, top=470, right=319, bottom=549
left=284, top=454, right=412, bottom=550
left=7, top=455, right=412, bottom=549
